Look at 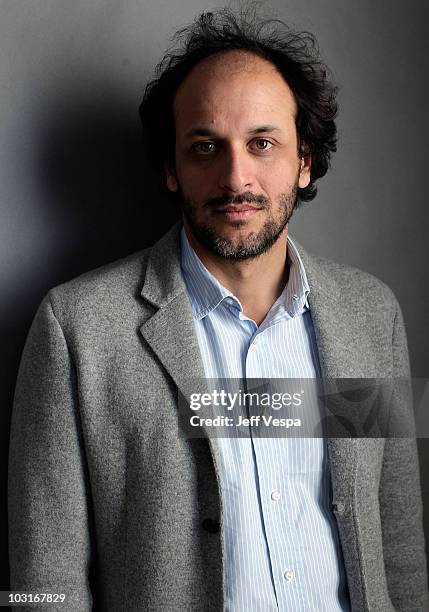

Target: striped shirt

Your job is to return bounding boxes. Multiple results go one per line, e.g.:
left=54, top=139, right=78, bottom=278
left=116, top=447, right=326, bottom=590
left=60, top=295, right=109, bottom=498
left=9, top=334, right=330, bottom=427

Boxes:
left=180, top=228, right=350, bottom=611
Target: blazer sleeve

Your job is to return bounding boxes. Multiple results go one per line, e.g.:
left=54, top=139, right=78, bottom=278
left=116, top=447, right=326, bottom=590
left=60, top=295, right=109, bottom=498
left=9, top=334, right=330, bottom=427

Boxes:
left=379, top=298, right=429, bottom=610
left=8, top=295, right=93, bottom=611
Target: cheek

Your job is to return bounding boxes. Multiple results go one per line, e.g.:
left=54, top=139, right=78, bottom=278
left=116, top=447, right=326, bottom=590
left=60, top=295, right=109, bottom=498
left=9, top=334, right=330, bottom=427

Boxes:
left=260, top=154, right=299, bottom=183
left=259, top=167, right=294, bottom=197
left=177, top=163, right=216, bottom=199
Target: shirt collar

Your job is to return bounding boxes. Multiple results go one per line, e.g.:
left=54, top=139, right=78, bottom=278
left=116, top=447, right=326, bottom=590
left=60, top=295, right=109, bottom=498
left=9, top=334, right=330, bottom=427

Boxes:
left=282, top=234, right=310, bottom=317
left=180, top=227, right=310, bottom=321
left=180, top=229, right=234, bottom=319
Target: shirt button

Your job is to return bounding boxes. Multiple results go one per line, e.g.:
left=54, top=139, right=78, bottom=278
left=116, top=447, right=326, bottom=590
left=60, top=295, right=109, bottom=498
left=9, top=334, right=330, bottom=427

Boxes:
left=292, top=294, right=299, bottom=301
left=270, top=490, right=281, bottom=502
left=252, top=338, right=258, bottom=346
left=226, top=297, right=234, bottom=305
left=284, top=569, right=294, bottom=581
left=333, top=502, right=346, bottom=514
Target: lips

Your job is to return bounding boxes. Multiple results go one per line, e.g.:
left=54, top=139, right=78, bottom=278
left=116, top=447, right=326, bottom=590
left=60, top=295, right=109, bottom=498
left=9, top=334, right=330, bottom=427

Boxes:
left=218, top=204, right=261, bottom=212
left=213, top=204, right=262, bottom=220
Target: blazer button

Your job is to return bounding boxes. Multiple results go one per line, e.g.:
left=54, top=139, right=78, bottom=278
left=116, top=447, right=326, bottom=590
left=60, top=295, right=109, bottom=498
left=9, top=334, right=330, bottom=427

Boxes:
left=202, top=518, right=220, bottom=534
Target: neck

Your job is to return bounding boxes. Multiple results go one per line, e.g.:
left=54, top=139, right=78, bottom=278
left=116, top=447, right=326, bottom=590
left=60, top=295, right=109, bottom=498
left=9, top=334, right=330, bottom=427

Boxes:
left=184, top=223, right=289, bottom=326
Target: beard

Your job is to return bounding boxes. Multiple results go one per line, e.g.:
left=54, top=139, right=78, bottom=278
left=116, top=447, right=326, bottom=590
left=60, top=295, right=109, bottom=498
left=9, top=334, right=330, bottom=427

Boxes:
left=181, top=182, right=299, bottom=261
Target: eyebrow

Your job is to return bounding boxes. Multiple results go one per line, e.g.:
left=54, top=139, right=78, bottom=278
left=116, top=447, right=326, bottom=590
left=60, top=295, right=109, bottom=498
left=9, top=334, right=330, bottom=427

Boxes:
left=184, top=125, right=281, bottom=139
left=248, top=125, right=281, bottom=135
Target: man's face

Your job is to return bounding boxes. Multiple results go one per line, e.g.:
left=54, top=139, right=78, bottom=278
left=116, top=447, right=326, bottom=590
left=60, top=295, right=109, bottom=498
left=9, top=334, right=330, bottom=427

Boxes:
left=167, top=50, right=311, bottom=260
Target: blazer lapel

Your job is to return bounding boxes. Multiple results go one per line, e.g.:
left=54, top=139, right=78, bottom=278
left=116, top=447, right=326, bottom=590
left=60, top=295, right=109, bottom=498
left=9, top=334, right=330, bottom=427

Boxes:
left=296, top=241, right=360, bottom=502
left=139, top=222, right=207, bottom=397
left=297, top=244, right=360, bottom=378
left=139, top=223, right=226, bottom=459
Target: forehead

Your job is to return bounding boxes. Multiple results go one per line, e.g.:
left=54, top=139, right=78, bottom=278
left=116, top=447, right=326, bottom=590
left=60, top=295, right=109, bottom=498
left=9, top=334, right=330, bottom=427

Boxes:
left=173, top=50, right=298, bottom=136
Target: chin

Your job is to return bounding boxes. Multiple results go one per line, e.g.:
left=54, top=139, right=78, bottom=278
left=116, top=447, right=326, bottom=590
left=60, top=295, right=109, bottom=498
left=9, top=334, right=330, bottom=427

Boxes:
left=212, top=216, right=261, bottom=231
left=216, top=226, right=258, bottom=241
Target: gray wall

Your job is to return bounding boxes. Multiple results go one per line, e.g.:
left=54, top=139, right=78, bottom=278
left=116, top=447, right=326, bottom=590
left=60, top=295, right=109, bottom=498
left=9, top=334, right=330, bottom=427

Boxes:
left=2, top=0, right=428, bottom=593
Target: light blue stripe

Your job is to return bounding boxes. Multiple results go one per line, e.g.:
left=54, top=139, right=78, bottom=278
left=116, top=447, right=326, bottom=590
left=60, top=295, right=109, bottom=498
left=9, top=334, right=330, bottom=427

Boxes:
left=180, top=228, right=350, bottom=611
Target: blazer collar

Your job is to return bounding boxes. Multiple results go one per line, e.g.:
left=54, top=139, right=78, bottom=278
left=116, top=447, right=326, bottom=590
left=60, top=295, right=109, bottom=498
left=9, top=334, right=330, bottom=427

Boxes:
left=295, top=240, right=369, bottom=379
left=140, top=222, right=186, bottom=309
left=139, top=222, right=208, bottom=419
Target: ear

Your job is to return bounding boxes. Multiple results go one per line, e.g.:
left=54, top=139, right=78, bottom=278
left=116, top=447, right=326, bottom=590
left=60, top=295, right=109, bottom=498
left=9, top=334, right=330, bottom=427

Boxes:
left=164, top=161, right=178, bottom=193
left=298, top=150, right=312, bottom=189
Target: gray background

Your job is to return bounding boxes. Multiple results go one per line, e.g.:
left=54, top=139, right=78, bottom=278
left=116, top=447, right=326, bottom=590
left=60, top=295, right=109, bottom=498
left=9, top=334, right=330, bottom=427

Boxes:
left=2, top=0, right=428, bottom=594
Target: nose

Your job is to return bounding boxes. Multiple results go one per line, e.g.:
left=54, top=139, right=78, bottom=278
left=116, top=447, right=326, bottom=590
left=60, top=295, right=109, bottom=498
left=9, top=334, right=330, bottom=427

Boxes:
left=217, top=145, right=254, bottom=193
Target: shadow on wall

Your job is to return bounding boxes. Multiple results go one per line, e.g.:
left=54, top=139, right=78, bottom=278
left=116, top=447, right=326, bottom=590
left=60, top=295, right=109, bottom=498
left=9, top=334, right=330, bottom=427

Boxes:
left=1, top=87, right=180, bottom=593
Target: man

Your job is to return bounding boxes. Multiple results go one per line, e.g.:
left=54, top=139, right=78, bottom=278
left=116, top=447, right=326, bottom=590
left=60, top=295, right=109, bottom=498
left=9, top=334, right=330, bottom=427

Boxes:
left=9, top=8, right=428, bottom=612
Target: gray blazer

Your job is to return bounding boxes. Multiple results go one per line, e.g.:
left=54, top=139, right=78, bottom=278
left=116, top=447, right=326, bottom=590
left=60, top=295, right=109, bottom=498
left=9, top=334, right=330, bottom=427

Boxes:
left=9, top=222, right=428, bottom=611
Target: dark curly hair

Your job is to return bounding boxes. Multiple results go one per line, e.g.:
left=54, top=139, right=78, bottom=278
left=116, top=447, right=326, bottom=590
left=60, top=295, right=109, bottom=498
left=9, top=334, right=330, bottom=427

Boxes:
left=139, top=6, right=338, bottom=203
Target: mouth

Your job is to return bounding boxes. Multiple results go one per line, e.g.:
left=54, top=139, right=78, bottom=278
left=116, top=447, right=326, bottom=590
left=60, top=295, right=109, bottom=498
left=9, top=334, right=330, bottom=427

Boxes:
left=212, top=203, right=263, bottom=221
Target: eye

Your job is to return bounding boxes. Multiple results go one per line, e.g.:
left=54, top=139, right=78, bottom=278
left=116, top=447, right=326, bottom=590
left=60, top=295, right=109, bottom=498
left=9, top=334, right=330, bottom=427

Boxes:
left=192, top=141, right=216, bottom=154
left=251, top=138, right=273, bottom=152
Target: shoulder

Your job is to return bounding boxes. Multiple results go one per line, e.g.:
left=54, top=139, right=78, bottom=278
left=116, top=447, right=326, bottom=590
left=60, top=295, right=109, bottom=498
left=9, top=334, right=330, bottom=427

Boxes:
left=45, top=247, right=153, bottom=328
left=319, top=253, right=395, bottom=297
left=299, top=245, right=400, bottom=316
